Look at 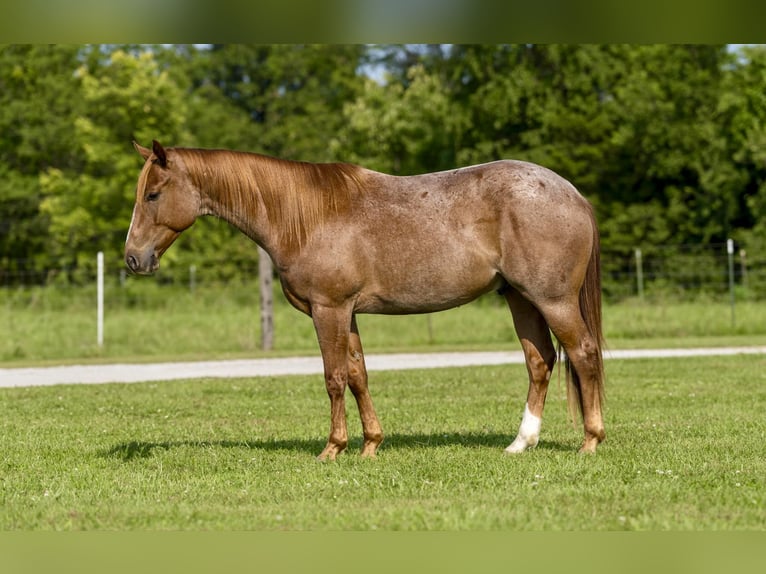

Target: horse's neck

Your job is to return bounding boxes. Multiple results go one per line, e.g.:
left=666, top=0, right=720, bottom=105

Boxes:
left=192, top=153, right=279, bottom=256
left=187, top=148, right=363, bottom=266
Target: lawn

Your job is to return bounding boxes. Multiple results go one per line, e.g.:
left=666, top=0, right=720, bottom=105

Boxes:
left=1, top=354, right=764, bottom=530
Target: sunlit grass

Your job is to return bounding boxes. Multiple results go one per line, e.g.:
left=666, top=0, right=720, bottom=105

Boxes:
left=1, top=355, right=764, bottom=530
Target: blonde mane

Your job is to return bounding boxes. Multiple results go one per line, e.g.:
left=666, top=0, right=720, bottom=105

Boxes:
left=177, top=148, right=364, bottom=248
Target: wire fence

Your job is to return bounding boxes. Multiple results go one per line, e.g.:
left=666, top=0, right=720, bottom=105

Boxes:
left=3, top=240, right=766, bottom=307
left=602, top=240, right=766, bottom=301
left=3, top=241, right=766, bottom=360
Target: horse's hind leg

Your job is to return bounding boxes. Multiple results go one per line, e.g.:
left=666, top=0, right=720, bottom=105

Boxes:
left=539, top=298, right=605, bottom=453
left=503, top=288, right=557, bottom=453
left=347, top=315, right=383, bottom=457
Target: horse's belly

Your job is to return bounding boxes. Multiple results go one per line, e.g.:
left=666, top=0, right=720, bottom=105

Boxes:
left=356, top=258, right=503, bottom=314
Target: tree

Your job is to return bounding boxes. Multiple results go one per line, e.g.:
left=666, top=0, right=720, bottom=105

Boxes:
left=718, top=45, right=766, bottom=294
left=5, top=44, right=766, bottom=299
left=38, top=47, right=191, bottom=275
left=188, top=44, right=366, bottom=160
left=0, top=45, right=84, bottom=280
left=720, top=46, right=766, bottom=234
left=598, top=45, right=736, bottom=248
left=446, top=45, right=623, bottom=187
left=334, top=63, right=466, bottom=174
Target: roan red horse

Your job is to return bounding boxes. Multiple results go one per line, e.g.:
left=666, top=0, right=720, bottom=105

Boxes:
left=125, top=140, right=605, bottom=459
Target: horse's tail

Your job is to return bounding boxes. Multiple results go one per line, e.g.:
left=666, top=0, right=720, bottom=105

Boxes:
left=565, top=208, right=605, bottom=425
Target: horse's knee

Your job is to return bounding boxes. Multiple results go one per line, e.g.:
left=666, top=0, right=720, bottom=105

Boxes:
left=324, top=369, right=347, bottom=397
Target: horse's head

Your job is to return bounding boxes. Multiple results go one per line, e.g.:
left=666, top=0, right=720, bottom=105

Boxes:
left=125, top=140, right=199, bottom=275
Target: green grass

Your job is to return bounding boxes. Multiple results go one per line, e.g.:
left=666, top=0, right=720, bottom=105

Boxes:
left=1, top=354, right=764, bottom=530
left=3, top=283, right=766, bottom=366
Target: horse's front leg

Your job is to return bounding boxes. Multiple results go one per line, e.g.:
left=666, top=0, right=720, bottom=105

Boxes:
left=312, top=303, right=353, bottom=461
left=347, top=315, right=383, bottom=457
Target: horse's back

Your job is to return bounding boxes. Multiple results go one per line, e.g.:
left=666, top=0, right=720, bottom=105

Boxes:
left=366, top=159, right=585, bottom=208
left=356, top=159, right=594, bottom=259
left=463, top=159, right=584, bottom=204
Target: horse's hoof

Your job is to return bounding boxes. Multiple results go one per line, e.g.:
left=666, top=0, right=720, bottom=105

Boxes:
left=504, top=436, right=537, bottom=454
left=317, top=445, right=342, bottom=461
left=578, top=438, right=601, bottom=454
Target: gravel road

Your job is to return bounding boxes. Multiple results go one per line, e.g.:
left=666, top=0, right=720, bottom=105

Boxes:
left=2, top=347, right=765, bottom=388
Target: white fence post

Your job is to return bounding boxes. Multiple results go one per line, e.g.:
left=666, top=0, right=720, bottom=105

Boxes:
left=97, top=251, right=104, bottom=346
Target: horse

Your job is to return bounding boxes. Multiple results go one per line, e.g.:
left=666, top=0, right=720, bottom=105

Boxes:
left=125, top=140, right=605, bottom=460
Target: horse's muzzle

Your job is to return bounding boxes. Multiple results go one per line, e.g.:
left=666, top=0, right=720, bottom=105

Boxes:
left=125, top=250, right=159, bottom=275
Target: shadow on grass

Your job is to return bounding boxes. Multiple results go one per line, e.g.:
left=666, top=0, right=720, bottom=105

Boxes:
left=102, top=432, right=572, bottom=461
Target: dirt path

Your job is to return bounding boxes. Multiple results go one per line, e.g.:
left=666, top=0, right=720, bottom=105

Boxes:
left=2, top=346, right=765, bottom=388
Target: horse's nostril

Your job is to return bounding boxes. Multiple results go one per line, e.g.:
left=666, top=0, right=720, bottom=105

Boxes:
left=126, top=254, right=138, bottom=271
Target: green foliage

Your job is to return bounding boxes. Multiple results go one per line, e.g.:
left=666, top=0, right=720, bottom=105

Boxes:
left=38, top=49, right=191, bottom=270
left=333, top=64, right=465, bottom=174
left=5, top=44, right=766, bottom=297
left=185, top=44, right=365, bottom=160
left=600, top=45, right=738, bottom=247
left=0, top=45, right=84, bottom=274
left=722, top=46, right=766, bottom=248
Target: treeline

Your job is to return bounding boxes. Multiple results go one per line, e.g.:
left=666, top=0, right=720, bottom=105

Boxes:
left=3, top=44, right=766, bottom=297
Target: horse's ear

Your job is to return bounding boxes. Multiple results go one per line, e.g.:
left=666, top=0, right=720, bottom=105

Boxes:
left=152, top=140, right=167, bottom=168
left=133, top=141, right=152, bottom=160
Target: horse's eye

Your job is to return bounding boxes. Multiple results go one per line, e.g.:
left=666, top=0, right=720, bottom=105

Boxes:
left=146, top=191, right=161, bottom=202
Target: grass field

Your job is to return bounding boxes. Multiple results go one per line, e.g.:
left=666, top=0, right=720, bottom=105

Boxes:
left=3, top=283, right=766, bottom=365
left=1, top=354, right=764, bottom=530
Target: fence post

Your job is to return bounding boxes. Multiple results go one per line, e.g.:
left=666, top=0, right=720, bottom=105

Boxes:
left=739, top=249, right=747, bottom=289
left=97, top=251, right=104, bottom=346
left=189, top=264, right=196, bottom=294
left=635, top=248, right=644, bottom=300
left=727, top=239, right=735, bottom=327
left=258, top=246, right=274, bottom=351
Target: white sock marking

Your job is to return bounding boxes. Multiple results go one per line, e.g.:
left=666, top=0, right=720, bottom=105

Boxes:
left=505, top=403, right=541, bottom=454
